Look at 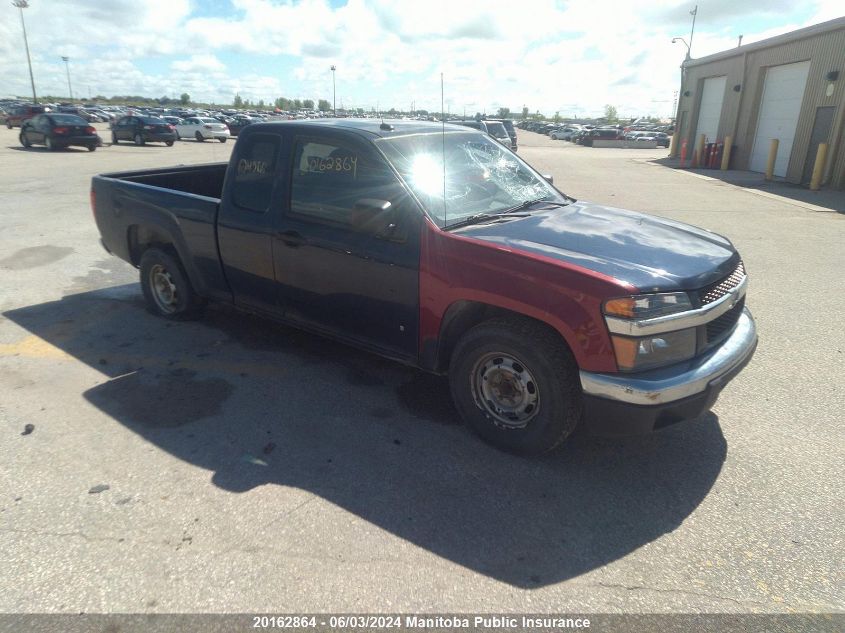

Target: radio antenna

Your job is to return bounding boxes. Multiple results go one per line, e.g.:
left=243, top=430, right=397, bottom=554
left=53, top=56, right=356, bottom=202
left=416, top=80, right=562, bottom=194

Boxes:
left=441, top=72, right=447, bottom=226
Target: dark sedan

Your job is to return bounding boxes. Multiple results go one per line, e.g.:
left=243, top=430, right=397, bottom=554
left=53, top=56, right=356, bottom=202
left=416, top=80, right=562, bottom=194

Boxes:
left=111, top=115, right=176, bottom=146
left=19, top=113, right=100, bottom=151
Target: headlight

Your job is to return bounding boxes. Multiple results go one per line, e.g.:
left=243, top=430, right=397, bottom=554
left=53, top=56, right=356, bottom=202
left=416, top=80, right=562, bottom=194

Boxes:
left=604, top=292, right=696, bottom=371
left=610, top=329, right=697, bottom=372
left=603, top=292, right=692, bottom=319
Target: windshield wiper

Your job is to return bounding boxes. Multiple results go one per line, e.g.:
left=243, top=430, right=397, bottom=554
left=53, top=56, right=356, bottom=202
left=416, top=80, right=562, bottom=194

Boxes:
left=501, top=197, right=572, bottom=214
left=444, top=212, right=532, bottom=231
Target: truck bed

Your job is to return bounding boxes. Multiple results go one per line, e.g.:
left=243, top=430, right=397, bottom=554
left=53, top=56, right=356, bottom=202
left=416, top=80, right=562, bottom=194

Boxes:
left=92, top=162, right=231, bottom=302
left=104, top=162, right=228, bottom=200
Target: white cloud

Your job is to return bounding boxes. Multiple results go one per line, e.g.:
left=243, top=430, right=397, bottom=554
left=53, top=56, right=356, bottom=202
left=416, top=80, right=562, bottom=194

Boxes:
left=1, top=0, right=840, bottom=117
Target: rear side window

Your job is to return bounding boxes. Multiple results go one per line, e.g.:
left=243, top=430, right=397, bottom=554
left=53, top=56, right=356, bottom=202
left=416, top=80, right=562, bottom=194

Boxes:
left=232, top=134, right=280, bottom=213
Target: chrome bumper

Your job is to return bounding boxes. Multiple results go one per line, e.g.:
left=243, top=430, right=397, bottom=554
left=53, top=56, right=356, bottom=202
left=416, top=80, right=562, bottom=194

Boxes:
left=580, top=307, right=757, bottom=406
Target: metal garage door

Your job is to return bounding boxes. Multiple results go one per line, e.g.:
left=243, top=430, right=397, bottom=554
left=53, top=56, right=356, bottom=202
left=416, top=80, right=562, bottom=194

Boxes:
left=750, top=61, right=811, bottom=176
left=695, top=76, right=726, bottom=144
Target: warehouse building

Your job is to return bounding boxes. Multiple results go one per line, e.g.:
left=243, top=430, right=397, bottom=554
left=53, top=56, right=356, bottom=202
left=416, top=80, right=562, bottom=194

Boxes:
left=672, top=16, right=845, bottom=189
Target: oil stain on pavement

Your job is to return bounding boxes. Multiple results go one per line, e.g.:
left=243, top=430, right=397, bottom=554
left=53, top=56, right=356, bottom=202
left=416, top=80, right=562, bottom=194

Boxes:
left=0, top=245, right=73, bottom=270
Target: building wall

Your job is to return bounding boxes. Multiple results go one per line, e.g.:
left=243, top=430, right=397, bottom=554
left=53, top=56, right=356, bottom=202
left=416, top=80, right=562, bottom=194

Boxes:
left=678, top=19, right=845, bottom=189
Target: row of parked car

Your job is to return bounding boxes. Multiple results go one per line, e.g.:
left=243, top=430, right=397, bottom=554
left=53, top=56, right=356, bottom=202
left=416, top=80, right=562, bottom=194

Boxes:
left=1, top=101, right=267, bottom=138
left=518, top=120, right=671, bottom=148
left=15, top=112, right=235, bottom=151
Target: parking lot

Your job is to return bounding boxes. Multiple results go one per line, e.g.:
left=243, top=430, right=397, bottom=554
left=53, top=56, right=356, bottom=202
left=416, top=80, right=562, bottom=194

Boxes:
left=0, top=124, right=842, bottom=614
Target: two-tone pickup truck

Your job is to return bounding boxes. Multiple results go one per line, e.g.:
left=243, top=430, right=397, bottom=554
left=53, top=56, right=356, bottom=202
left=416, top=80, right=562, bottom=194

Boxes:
left=92, top=119, right=757, bottom=455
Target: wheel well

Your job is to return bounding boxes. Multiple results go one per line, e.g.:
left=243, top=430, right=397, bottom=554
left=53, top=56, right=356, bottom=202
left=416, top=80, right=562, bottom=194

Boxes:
left=127, top=225, right=178, bottom=266
left=435, top=301, right=573, bottom=374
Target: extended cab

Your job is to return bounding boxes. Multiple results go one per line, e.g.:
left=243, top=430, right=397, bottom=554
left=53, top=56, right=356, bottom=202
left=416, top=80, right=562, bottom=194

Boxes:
left=92, top=120, right=757, bottom=455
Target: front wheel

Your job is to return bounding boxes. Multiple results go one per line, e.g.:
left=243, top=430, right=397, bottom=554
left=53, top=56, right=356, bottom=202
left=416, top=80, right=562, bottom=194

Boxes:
left=165, top=140, right=174, bottom=147
left=87, top=144, right=97, bottom=152
left=134, top=133, right=144, bottom=146
left=45, top=137, right=55, bottom=151
left=112, top=132, right=118, bottom=144
left=195, top=131, right=205, bottom=142
left=139, top=248, right=206, bottom=320
left=449, top=317, right=582, bottom=455
left=218, top=137, right=227, bottom=143
left=20, top=133, right=30, bottom=148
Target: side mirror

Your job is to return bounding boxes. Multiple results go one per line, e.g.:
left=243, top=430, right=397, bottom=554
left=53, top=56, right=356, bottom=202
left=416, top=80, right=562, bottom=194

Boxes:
left=542, top=174, right=554, bottom=184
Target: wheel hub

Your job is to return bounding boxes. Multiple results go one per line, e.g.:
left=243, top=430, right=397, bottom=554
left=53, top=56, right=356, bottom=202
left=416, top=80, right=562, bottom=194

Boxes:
left=150, top=264, right=178, bottom=313
left=473, top=353, right=540, bottom=429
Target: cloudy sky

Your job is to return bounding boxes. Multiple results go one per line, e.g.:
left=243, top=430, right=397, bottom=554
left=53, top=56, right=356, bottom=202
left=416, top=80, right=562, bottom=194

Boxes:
left=1, top=0, right=841, bottom=117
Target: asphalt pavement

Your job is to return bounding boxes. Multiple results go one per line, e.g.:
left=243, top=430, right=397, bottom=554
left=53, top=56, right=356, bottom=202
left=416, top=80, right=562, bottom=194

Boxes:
left=0, top=125, right=842, bottom=614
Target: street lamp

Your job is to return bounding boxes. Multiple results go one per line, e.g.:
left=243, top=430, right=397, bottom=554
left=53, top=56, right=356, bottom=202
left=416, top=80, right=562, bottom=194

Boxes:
left=12, top=0, right=37, bottom=104
left=671, top=37, right=691, bottom=60
left=61, top=56, right=73, bottom=101
left=330, top=65, right=336, bottom=117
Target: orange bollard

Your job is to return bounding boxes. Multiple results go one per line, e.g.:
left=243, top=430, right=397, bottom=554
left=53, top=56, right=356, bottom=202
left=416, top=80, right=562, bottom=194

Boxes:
left=680, top=138, right=688, bottom=167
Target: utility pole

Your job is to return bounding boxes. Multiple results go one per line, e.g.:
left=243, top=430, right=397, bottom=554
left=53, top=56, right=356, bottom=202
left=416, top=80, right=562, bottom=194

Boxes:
left=61, top=56, right=73, bottom=101
left=689, top=5, right=698, bottom=58
left=13, top=0, right=37, bottom=104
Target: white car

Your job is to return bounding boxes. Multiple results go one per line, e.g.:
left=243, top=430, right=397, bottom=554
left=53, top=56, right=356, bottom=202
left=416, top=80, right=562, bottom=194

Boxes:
left=175, top=117, right=230, bottom=142
left=550, top=127, right=580, bottom=141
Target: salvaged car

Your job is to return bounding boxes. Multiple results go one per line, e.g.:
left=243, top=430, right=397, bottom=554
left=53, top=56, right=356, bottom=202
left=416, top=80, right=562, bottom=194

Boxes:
left=91, top=119, right=757, bottom=455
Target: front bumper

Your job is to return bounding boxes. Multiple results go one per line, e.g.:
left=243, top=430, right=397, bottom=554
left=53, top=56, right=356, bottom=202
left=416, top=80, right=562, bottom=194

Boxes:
left=580, top=307, right=757, bottom=435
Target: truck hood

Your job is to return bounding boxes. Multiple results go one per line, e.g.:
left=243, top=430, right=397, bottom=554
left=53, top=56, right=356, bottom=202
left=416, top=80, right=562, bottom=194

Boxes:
left=454, top=201, right=740, bottom=292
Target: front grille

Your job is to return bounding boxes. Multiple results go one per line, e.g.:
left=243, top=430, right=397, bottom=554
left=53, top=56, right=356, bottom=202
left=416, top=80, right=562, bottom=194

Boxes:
left=698, top=261, right=746, bottom=306
left=704, top=296, right=745, bottom=348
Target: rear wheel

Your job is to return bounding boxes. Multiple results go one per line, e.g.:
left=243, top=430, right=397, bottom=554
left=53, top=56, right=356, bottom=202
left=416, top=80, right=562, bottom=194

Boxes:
left=218, top=137, right=227, bottom=143
left=87, top=144, right=97, bottom=152
left=165, top=140, right=174, bottom=147
left=134, top=133, right=144, bottom=146
left=112, top=132, right=118, bottom=144
left=139, top=248, right=206, bottom=320
left=195, top=131, right=205, bottom=142
left=45, top=137, right=55, bottom=151
left=449, top=317, right=582, bottom=455
left=6, top=121, right=11, bottom=129
left=20, top=133, right=30, bottom=148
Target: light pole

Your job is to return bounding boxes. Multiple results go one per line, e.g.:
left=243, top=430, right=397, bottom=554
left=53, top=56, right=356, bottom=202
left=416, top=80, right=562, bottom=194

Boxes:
left=670, top=37, right=692, bottom=157
left=61, top=56, right=73, bottom=101
left=330, top=65, right=336, bottom=117
left=689, top=5, right=698, bottom=59
left=13, top=0, right=37, bottom=104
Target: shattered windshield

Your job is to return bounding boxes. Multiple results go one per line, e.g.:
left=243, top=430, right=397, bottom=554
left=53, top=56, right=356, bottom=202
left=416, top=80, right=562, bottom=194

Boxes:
left=376, top=131, right=562, bottom=229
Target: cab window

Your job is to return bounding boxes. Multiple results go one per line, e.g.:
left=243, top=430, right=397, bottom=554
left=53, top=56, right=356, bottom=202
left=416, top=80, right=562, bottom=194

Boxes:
left=231, top=134, right=280, bottom=213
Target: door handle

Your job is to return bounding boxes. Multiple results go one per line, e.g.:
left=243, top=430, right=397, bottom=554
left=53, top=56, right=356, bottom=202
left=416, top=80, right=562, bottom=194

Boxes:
left=276, top=230, right=305, bottom=247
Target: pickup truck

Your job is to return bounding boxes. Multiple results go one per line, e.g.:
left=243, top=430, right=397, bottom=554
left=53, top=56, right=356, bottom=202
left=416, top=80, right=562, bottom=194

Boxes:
left=92, top=119, right=757, bottom=455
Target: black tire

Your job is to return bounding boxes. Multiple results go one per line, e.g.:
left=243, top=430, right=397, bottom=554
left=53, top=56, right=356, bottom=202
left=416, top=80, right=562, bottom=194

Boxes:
left=139, top=248, right=206, bottom=320
left=165, top=140, right=174, bottom=147
left=45, top=137, right=55, bottom=151
left=20, top=133, right=30, bottom=148
left=218, top=137, right=227, bottom=143
left=195, top=131, right=205, bottom=142
left=88, top=144, right=97, bottom=152
left=112, top=132, right=118, bottom=144
left=134, top=133, right=144, bottom=146
left=449, top=317, right=582, bottom=455
left=6, top=121, right=11, bottom=129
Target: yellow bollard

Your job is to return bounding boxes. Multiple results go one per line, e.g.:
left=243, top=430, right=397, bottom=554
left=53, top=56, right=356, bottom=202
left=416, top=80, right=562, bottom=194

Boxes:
left=809, top=143, right=829, bottom=190
left=721, top=135, right=733, bottom=171
left=765, top=139, right=779, bottom=181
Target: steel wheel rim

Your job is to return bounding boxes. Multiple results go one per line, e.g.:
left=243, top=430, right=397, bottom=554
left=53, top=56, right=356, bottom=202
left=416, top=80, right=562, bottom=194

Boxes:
left=471, top=352, right=540, bottom=429
left=149, top=264, right=179, bottom=313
